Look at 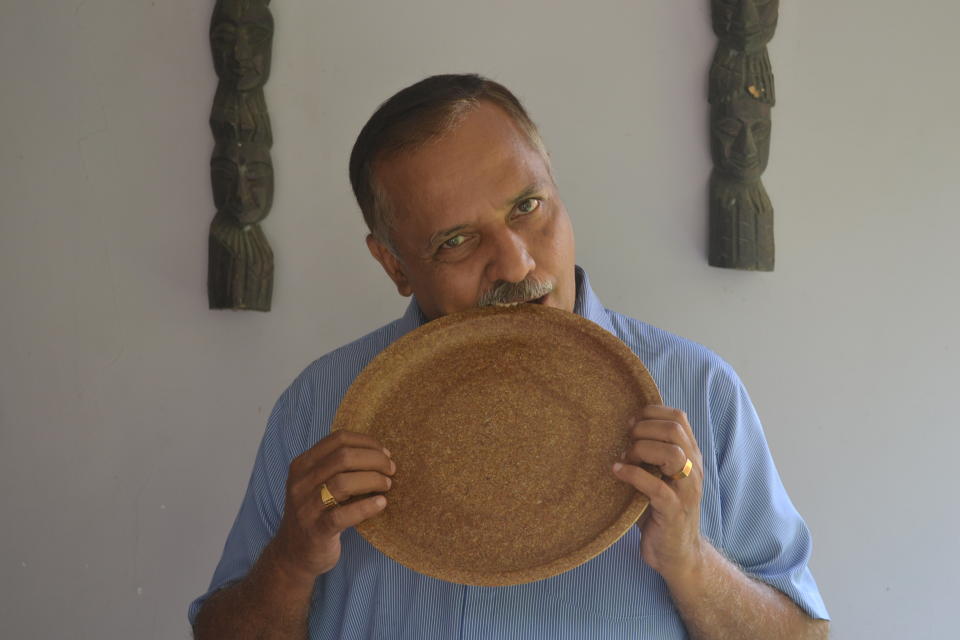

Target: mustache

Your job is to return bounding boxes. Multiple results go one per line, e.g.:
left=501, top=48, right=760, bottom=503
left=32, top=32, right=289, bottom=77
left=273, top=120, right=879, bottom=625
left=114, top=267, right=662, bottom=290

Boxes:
left=477, top=277, right=555, bottom=307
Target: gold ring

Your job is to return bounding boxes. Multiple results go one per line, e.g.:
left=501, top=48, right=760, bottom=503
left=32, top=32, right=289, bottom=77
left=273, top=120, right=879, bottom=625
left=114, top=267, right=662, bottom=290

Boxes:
left=672, top=458, right=693, bottom=480
left=320, top=483, right=338, bottom=510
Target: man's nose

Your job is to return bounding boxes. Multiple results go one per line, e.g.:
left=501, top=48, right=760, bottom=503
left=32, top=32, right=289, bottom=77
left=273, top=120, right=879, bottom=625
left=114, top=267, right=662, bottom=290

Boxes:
left=485, top=228, right=536, bottom=285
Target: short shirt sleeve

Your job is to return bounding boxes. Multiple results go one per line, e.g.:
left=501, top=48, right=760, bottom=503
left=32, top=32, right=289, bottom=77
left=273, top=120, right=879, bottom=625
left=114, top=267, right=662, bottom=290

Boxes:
left=187, top=386, right=299, bottom=626
left=711, top=367, right=830, bottom=620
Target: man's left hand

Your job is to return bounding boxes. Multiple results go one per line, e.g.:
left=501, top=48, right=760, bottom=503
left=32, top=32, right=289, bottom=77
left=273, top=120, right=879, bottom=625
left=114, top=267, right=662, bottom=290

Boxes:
left=613, top=405, right=706, bottom=582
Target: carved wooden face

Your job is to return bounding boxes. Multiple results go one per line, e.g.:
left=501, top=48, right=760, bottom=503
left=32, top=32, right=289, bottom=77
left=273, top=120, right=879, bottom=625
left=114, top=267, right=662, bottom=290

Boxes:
left=712, top=0, right=779, bottom=52
left=211, top=141, right=274, bottom=226
left=210, top=87, right=272, bottom=144
left=710, top=96, right=771, bottom=181
left=210, top=0, right=274, bottom=91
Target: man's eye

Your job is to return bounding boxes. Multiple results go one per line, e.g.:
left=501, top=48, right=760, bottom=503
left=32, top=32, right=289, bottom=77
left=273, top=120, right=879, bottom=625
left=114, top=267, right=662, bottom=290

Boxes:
left=442, top=235, right=466, bottom=249
left=517, top=198, right=541, bottom=214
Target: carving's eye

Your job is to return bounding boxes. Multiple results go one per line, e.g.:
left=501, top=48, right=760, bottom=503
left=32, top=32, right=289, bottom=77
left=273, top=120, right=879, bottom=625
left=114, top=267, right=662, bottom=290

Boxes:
left=715, top=118, right=742, bottom=139
left=243, top=161, right=274, bottom=183
left=751, top=121, right=771, bottom=140
left=211, top=23, right=237, bottom=50
left=212, top=158, right=239, bottom=182
left=244, top=24, right=273, bottom=47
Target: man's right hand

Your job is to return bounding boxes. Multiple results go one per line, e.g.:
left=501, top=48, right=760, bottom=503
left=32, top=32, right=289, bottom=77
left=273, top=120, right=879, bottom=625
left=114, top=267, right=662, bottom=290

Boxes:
left=194, top=431, right=394, bottom=638
left=269, top=430, right=395, bottom=582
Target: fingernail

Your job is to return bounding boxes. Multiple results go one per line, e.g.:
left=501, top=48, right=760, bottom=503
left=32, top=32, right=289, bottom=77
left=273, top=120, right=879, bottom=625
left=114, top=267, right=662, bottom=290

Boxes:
left=385, top=477, right=392, bottom=489
left=389, top=460, right=397, bottom=474
left=612, top=462, right=623, bottom=472
left=374, top=496, right=387, bottom=508
left=383, top=448, right=392, bottom=457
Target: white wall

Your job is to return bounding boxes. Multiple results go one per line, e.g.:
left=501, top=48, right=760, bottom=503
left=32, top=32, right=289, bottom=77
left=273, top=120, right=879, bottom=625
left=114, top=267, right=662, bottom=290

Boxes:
left=2, top=1, right=957, bottom=638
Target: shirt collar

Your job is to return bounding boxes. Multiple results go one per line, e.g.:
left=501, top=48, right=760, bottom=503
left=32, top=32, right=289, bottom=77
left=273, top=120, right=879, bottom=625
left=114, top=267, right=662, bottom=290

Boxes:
left=398, top=293, right=430, bottom=334
left=399, top=265, right=615, bottom=335
left=572, top=265, right=617, bottom=336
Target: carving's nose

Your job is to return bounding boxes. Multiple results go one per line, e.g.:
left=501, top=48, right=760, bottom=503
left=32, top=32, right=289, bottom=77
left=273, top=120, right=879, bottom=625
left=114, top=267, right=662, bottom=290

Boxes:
left=736, top=0, right=760, bottom=30
left=234, top=30, right=252, bottom=61
left=733, top=123, right=757, bottom=158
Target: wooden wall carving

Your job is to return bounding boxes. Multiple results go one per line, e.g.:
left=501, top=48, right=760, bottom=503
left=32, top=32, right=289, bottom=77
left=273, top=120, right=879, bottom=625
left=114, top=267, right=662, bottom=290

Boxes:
left=708, top=0, right=779, bottom=271
left=207, top=0, right=275, bottom=310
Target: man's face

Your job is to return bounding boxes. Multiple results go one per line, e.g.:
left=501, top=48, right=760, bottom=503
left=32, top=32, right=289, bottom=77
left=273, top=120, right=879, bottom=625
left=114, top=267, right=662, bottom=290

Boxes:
left=367, top=102, right=576, bottom=320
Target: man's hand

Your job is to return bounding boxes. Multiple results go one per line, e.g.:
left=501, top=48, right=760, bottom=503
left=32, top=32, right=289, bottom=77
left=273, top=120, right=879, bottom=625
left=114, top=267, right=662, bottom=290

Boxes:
left=612, top=405, right=706, bottom=580
left=270, top=430, right=396, bottom=582
left=612, top=406, right=829, bottom=639
left=194, top=431, right=396, bottom=639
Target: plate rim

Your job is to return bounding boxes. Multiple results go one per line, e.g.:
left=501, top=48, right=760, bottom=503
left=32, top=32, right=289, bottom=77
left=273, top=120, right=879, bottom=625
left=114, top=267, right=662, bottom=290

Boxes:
left=332, top=304, right=662, bottom=586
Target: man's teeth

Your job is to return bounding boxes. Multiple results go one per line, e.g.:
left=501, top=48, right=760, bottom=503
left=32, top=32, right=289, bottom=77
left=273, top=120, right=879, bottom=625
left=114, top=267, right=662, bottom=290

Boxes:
left=494, top=301, right=526, bottom=307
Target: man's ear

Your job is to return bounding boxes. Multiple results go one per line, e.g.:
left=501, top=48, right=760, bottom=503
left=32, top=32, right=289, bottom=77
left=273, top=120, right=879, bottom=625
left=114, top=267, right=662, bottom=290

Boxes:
left=366, top=234, right=413, bottom=297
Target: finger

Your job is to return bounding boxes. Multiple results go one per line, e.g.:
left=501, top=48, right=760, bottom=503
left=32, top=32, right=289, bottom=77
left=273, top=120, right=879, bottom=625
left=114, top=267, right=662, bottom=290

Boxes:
left=633, top=409, right=692, bottom=450
left=638, top=405, right=690, bottom=425
left=612, top=462, right=680, bottom=514
left=317, top=495, right=388, bottom=536
left=632, top=409, right=703, bottom=475
left=642, top=407, right=697, bottom=448
left=670, top=457, right=694, bottom=481
left=629, top=419, right=692, bottom=449
left=290, top=434, right=395, bottom=481
left=319, top=446, right=396, bottom=480
left=627, top=410, right=703, bottom=513
left=324, top=471, right=393, bottom=503
left=289, top=447, right=394, bottom=504
left=624, top=440, right=689, bottom=477
left=292, top=431, right=390, bottom=476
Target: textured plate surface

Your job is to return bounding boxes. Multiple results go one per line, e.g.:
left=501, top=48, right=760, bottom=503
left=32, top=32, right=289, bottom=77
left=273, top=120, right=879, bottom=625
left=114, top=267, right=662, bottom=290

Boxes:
left=331, top=304, right=662, bottom=586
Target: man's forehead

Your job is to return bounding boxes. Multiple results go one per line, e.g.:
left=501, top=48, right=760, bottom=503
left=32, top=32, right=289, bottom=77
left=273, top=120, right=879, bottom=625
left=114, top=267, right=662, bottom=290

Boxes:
left=378, top=108, right=549, bottom=214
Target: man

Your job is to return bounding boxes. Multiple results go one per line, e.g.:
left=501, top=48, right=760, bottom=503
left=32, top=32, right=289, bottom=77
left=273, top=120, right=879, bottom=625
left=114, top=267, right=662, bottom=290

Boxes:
left=190, top=74, right=829, bottom=639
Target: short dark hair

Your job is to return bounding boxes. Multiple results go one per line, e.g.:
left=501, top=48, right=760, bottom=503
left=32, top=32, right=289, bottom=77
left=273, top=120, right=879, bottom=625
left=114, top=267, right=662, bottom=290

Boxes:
left=349, top=74, right=550, bottom=249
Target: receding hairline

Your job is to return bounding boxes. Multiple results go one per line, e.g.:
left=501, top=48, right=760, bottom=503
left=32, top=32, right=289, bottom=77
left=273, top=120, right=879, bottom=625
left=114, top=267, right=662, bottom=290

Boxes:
left=367, top=99, right=555, bottom=247
left=368, top=97, right=484, bottom=169
left=349, top=75, right=552, bottom=250
left=371, top=98, right=550, bottom=177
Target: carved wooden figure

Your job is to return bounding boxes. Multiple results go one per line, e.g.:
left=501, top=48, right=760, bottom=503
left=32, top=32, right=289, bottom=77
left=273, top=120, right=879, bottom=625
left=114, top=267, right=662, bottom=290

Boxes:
left=708, top=0, right=779, bottom=271
left=208, top=0, right=275, bottom=310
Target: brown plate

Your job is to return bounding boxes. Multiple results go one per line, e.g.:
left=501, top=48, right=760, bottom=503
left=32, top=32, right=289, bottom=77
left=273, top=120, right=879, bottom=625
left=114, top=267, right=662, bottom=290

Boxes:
left=331, top=304, right=662, bottom=585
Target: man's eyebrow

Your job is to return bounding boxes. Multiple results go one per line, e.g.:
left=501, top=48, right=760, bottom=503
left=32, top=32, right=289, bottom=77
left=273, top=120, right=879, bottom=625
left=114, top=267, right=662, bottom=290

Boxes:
left=425, top=224, right=469, bottom=252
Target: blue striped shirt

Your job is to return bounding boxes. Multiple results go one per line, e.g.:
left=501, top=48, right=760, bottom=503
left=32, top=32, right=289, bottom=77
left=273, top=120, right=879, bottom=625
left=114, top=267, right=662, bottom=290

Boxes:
left=189, top=267, right=829, bottom=638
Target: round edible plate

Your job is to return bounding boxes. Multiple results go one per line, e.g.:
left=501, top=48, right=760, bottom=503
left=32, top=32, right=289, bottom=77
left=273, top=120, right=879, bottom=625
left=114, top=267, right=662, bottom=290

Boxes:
left=331, top=304, right=662, bottom=586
